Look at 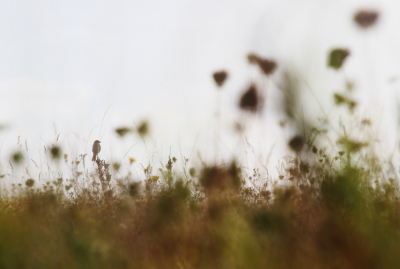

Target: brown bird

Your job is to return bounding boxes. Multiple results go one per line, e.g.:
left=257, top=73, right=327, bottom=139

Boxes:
left=92, top=140, right=101, bottom=161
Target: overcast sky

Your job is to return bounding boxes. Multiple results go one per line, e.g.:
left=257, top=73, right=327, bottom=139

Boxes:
left=1, top=0, right=400, bottom=180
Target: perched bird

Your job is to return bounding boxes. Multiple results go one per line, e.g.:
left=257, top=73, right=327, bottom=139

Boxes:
left=92, top=140, right=101, bottom=161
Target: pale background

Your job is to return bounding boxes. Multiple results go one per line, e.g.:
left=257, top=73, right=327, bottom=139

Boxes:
left=1, top=0, right=400, bottom=181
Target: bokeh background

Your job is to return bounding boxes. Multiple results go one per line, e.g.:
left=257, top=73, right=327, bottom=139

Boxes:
left=1, top=0, right=400, bottom=177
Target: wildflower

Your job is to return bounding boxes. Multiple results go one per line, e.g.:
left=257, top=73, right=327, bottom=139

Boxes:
left=113, top=162, right=121, bottom=171
left=354, top=10, right=379, bottom=28
left=328, top=48, right=350, bottom=69
left=137, top=121, right=149, bottom=136
left=247, top=53, right=277, bottom=75
left=115, top=127, right=131, bottom=137
left=12, top=151, right=24, bottom=164
left=288, top=135, right=304, bottom=152
left=129, top=157, right=136, bottom=164
left=213, top=70, right=228, bottom=87
left=239, top=83, right=259, bottom=112
left=334, top=93, right=347, bottom=105
left=151, top=176, right=159, bottom=181
left=50, top=146, right=61, bottom=159
left=25, top=179, right=35, bottom=188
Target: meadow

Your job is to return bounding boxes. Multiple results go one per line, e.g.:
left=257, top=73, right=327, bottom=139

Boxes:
left=2, top=115, right=400, bottom=269
left=1, top=9, right=400, bottom=269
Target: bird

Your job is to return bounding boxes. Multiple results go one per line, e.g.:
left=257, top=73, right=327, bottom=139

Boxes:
left=92, top=140, right=101, bottom=161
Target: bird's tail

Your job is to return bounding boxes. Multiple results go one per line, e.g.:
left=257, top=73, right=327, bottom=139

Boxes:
left=92, top=153, right=96, bottom=161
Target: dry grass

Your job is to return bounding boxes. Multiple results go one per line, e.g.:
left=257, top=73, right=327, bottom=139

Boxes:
left=1, top=9, right=398, bottom=268
left=0, top=125, right=399, bottom=269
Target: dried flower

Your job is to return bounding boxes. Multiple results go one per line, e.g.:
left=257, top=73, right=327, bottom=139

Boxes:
left=247, top=53, right=277, bottom=75
left=354, top=10, right=379, bottom=28
left=25, top=179, right=35, bottom=188
left=288, top=135, right=304, bottom=152
left=239, top=83, right=259, bottom=112
left=213, top=70, right=228, bottom=87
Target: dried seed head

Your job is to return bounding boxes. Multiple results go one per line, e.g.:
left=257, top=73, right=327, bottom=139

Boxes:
left=354, top=10, right=379, bottom=28
left=247, top=53, right=277, bottom=75
left=25, top=179, right=35, bottom=188
left=239, top=83, right=259, bottom=112
left=288, top=135, right=304, bottom=152
left=257, top=58, right=277, bottom=75
left=213, top=70, right=228, bottom=87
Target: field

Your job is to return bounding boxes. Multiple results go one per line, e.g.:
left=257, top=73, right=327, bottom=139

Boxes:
left=1, top=9, right=399, bottom=269
left=1, top=120, right=400, bottom=269
left=2, top=72, right=400, bottom=269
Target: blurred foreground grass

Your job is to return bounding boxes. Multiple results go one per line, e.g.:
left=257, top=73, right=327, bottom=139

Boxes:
left=0, top=142, right=399, bottom=269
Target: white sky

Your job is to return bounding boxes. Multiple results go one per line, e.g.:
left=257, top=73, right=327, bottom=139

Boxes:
left=1, top=0, right=400, bottom=181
